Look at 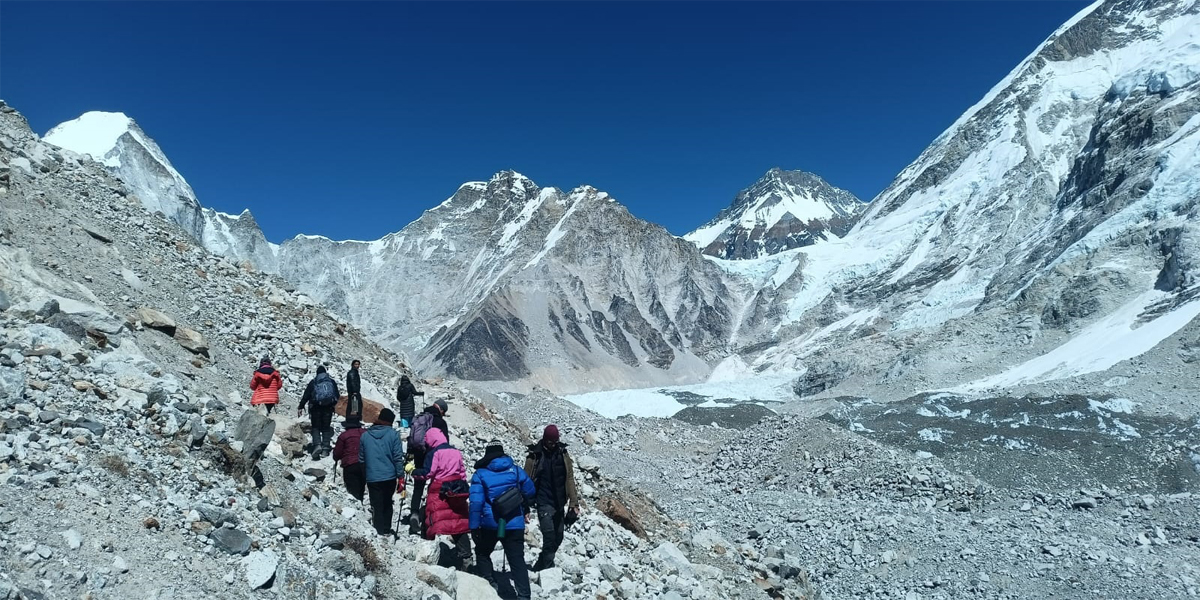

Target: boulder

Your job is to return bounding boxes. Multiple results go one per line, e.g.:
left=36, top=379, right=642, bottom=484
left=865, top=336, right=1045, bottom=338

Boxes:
left=133, top=308, right=176, bottom=333
left=211, top=528, right=252, bottom=555
left=194, top=503, right=238, bottom=528
left=652, top=542, right=693, bottom=576
left=457, top=572, right=502, bottom=599
left=173, top=326, right=209, bottom=357
left=241, top=550, right=279, bottom=589
left=233, top=410, right=275, bottom=471
left=0, top=367, right=23, bottom=403
left=598, top=496, right=645, bottom=538
left=417, top=565, right=457, bottom=596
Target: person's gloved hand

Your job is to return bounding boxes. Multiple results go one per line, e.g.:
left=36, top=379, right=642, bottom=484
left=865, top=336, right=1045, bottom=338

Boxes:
left=397, top=478, right=405, bottom=493
left=405, top=460, right=415, bottom=475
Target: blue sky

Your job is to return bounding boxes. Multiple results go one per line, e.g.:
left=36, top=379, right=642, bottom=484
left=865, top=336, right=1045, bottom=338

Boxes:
left=1, top=1, right=1088, bottom=242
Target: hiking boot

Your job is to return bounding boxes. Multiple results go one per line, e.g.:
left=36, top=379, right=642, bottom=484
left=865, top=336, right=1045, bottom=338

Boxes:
left=530, top=556, right=553, bottom=572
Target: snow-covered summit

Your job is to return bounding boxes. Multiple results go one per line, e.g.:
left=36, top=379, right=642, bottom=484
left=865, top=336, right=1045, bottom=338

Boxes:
left=43, top=111, right=136, bottom=168
left=685, top=168, right=863, bottom=260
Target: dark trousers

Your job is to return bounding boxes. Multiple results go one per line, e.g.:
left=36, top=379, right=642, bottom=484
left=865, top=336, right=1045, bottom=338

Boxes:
left=264, top=403, right=275, bottom=414
left=342, top=462, right=366, bottom=502
left=441, top=533, right=472, bottom=571
left=474, top=528, right=530, bottom=600
left=366, top=480, right=396, bottom=535
left=310, top=405, right=334, bottom=453
left=408, top=450, right=427, bottom=525
left=536, top=504, right=565, bottom=567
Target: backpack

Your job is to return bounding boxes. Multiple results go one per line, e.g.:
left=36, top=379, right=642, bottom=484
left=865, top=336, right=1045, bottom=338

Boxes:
left=409, top=413, right=434, bottom=453
left=313, top=375, right=337, bottom=407
left=482, top=469, right=525, bottom=537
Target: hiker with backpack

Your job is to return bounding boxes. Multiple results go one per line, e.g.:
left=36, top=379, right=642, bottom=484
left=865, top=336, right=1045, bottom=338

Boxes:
left=470, top=439, right=536, bottom=600
left=525, top=424, right=582, bottom=572
left=413, top=428, right=472, bottom=570
left=395, top=375, right=424, bottom=428
left=249, top=357, right=282, bottom=415
left=406, top=398, right=449, bottom=535
left=346, top=359, right=363, bottom=421
left=332, top=414, right=366, bottom=502
left=358, top=408, right=405, bottom=536
left=298, top=365, right=340, bottom=460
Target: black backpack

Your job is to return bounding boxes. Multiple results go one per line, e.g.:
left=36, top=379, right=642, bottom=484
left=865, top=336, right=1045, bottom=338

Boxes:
left=313, top=375, right=337, bottom=407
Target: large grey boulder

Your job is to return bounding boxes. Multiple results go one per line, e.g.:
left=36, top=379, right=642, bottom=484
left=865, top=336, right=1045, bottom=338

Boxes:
left=233, top=410, right=275, bottom=469
left=211, top=527, right=251, bottom=555
left=0, top=367, right=23, bottom=404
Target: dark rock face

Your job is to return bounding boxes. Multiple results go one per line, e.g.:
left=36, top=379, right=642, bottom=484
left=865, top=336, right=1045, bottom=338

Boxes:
left=432, top=302, right=531, bottom=381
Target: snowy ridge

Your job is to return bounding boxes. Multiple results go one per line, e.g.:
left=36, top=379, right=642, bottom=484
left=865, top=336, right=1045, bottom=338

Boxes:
left=685, top=168, right=863, bottom=260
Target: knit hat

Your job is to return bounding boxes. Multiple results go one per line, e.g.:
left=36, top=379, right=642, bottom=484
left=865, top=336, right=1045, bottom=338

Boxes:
left=543, top=424, right=560, bottom=442
left=343, top=415, right=362, bottom=429
left=377, top=408, right=395, bottom=425
left=474, top=439, right=507, bottom=470
left=316, top=364, right=327, bottom=374
left=259, top=357, right=272, bottom=368
left=434, top=398, right=449, bottom=415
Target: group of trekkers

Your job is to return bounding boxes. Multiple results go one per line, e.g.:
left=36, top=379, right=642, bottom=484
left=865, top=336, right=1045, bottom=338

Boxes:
left=249, top=357, right=580, bottom=600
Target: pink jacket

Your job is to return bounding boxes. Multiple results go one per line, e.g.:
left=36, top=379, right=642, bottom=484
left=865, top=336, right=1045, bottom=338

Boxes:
left=416, top=428, right=466, bottom=483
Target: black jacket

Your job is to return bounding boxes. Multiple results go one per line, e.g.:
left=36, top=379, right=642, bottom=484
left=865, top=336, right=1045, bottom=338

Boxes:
left=298, top=373, right=339, bottom=411
left=346, top=368, right=361, bottom=396
left=524, top=442, right=580, bottom=510
left=408, top=405, right=449, bottom=452
left=395, top=379, right=424, bottom=423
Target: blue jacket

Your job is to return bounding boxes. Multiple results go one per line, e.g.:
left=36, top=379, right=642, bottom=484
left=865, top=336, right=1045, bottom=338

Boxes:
left=469, top=456, right=536, bottom=531
left=358, top=424, right=405, bottom=483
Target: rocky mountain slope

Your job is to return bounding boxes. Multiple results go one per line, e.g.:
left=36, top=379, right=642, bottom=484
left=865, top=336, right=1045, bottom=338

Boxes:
left=0, top=102, right=791, bottom=599
left=684, top=168, right=863, bottom=260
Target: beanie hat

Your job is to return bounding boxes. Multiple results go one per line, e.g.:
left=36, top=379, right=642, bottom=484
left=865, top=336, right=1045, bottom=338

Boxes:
left=377, top=408, right=396, bottom=424
left=434, top=398, right=449, bottom=414
left=543, top=424, right=560, bottom=442
left=485, top=439, right=503, bottom=452
left=316, top=365, right=327, bottom=374
left=259, top=357, right=272, bottom=367
left=343, top=415, right=362, bottom=428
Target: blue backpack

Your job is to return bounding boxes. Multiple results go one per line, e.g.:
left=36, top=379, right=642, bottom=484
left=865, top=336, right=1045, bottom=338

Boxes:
left=313, top=374, right=337, bottom=407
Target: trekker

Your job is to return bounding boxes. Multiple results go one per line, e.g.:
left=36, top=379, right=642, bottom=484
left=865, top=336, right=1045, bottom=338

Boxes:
left=525, top=424, right=582, bottom=571
left=332, top=415, right=366, bottom=502
left=358, top=408, right=405, bottom=536
left=298, top=365, right=340, bottom=460
left=470, top=440, right=536, bottom=600
left=413, top=428, right=471, bottom=570
left=346, top=360, right=363, bottom=421
left=406, top=398, right=449, bottom=534
left=395, top=375, right=424, bottom=428
left=249, top=357, right=282, bottom=415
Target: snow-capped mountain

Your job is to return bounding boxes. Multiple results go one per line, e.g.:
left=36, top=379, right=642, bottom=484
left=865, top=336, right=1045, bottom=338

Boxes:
left=38, top=0, right=1200, bottom=405
left=685, top=168, right=863, bottom=259
left=272, top=172, right=741, bottom=392
left=43, top=112, right=280, bottom=271
left=725, top=0, right=1200, bottom=401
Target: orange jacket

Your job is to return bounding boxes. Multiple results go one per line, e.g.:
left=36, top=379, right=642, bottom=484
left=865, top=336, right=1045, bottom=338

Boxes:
left=250, top=368, right=282, bottom=405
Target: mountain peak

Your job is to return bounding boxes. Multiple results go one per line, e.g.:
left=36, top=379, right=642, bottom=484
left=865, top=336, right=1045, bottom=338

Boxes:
left=43, top=111, right=136, bottom=167
left=685, top=168, right=864, bottom=260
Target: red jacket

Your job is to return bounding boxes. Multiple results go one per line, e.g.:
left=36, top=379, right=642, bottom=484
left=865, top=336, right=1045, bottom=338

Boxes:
left=332, top=428, right=365, bottom=467
left=425, top=479, right=470, bottom=538
left=250, top=368, right=282, bottom=405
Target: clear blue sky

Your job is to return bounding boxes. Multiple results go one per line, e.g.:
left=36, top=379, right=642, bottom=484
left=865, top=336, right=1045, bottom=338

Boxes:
left=1, top=1, right=1088, bottom=242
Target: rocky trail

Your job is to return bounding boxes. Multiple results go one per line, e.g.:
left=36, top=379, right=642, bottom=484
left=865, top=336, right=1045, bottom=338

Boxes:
left=0, top=100, right=807, bottom=599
